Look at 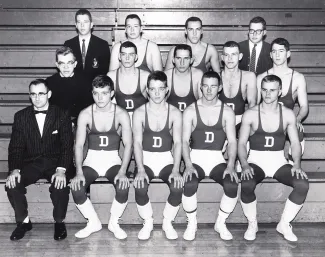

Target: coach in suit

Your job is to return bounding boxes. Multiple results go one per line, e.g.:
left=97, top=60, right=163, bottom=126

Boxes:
left=64, top=9, right=111, bottom=81
left=5, top=79, right=74, bottom=241
left=239, top=16, right=272, bottom=75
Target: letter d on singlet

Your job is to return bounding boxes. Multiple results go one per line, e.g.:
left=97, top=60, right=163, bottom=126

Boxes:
left=125, top=99, right=134, bottom=110
left=178, top=102, right=187, bottom=112
left=264, top=136, right=274, bottom=147
left=99, top=136, right=109, bottom=147
left=152, top=136, right=162, bottom=148
left=205, top=132, right=214, bottom=143
left=226, top=103, right=235, bottom=111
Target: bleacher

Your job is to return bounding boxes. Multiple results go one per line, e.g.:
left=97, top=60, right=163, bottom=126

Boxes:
left=0, top=0, right=325, bottom=224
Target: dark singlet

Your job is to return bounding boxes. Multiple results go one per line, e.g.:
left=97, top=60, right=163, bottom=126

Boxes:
left=142, top=104, right=173, bottom=152
left=191, top=102, right=226, bottom=151
left=137, top=40, right=151, bottom=72
left=88, top=105, right=121, bottom=151
left=167, top=68, right=197, bottom=112
left=193, top=44, right=208, bottom=73
left=219, top=70, right=246, bottom=115
left=267, top=69, right=295, bottom=109
left=249, top=104, right=286, bottom=151
left=115, top=68, right=147, bottom=112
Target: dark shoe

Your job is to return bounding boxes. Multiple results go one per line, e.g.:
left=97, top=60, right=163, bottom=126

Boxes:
left=54, top=222, right=67, bottom=240
left=10, top=221, right=33, bottom=241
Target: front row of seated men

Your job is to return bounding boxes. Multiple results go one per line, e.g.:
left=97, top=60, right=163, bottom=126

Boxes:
left=6, top=70, right=308, bottom=244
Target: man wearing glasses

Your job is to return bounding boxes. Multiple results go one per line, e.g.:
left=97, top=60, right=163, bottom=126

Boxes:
left=239, top=16, right=272, bottom=75
left=6, top=79, right=74, bottom=241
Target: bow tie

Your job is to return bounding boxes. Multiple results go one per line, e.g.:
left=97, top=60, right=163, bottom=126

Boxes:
left=34, top=110, right=48, bottom=115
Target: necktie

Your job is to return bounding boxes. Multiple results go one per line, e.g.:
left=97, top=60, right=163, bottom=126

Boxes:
left=82, top=39, right=86, bottom=69
left=34, top=110, right=47, bottom=115
left=249, top=44, right=257, bottom=73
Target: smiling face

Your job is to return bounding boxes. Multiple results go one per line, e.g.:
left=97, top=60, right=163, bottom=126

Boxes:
left=201, top=77, right=220, bottom=102
left=75, top=14, right=93, bottom=36
left=186, top=21, right=202, bottom=44
left=147, top=79, right=168, bottom=104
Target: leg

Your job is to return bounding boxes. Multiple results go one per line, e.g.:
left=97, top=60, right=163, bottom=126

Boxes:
left=210, top=163, right=239, bottom=240
left=134, top=166, right=155, bottom=240
left=240, top=163, right=265, bottom=241
left=182, top=164, right=205, bottom=241
left=159, top=164, right=184, bottom=240
left=105, top=165, right=130, bottom=240
left=274, top=164, right=309, bottom=242
left=71, top=166, right=101, bottom=239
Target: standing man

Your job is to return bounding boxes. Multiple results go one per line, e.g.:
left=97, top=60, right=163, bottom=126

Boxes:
left=239, top=16, right=272, bottom=75
left=70, top=75, right=132, bottom=240
left=165, top=44, right=203, bottom=112
left=110, top=14, right=163, bottom=72
left=164, top=17, right=220, bottom=73
left=132, top=71, right=183, bottom=240
left=219, top=41, right=257, bottom=134
left=257, top=38, right=308, bottom=161
left=238, top=75, right=309, bottom=242
left=182, top=71, right=238, bottom=241
left=64, top=9, right=111, bottom=81
left=6, top=79, right=74, bottom=241
left=107, top=41, right=149, bottom=121
left=46, top=46, right=93, bottom=125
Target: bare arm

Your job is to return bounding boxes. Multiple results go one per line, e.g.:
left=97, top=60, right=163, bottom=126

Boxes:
left=208, top=45, right=221, bottom=73
left=246, top=72, right=257, bottom=108
left=224, top=107, right=237, bottom=168
left=237, top=111, right=253, bottom=169
left=193, top=68, right=203, bottom=99
left=132, top=108, right=145, bottom=172
left=296, top=74, right=309, bottom=123
left=286, top=110, right=302, bottom=167
left=182, top=106, right=195, bottom=168
left=164, top=47, right=175, bottom=71
left=75, top=110, right=89, bottom=174
left=149, top=42, right=163, bottom=71
left=109, top=43, right=121, bottom=71
left=171, top=107, right=182, bottom=172
left=256, top=72, right=266, bottom=104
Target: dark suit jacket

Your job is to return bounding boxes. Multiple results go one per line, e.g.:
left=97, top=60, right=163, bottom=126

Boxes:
left=238, top=40, right=273, bottom=76
left=8, top=105, right=74, bottom=175
left=64, top=34, right=111, bottom=81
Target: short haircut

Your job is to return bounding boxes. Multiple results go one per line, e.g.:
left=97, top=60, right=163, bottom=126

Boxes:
left=261, top=74, right=282, bottom=90
left=55, top=46, right=76, bottom=62
left=75, top=9, right=92, bottom=23
left=201, top=71, right=221, bottom=86
left=119, top=41, right=138, bottom=54
left=185, top=16, right=202, bottom=28
left=125, top=14, right=142, bottom=26
left=147, top=71, right=167, bottom=88
left=249, top=16, right=266, bottom=30
left=223, top=41, right=240, bottom=51
left=29, top=79, right=49, bottom=91
left=92, top=75, right=114, bottom=91
left=174, top=44, right=192, bottom=58
left=270, top=38, right=290, bottom=52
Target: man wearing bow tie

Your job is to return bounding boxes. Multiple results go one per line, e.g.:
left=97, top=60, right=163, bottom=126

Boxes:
left=5, top=79, right=74, bottom=241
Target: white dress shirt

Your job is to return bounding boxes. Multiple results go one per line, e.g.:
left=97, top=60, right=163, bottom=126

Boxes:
left=35, top=112, right=46, bottom=137
left=249, top=40, right=263, bottom=71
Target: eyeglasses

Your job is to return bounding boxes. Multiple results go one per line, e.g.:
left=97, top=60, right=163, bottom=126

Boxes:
left=57, top=61, right=75, bottom=67
left=29, top=92, right=48, bottom=98
left=249, top=29, right=264, bottom=35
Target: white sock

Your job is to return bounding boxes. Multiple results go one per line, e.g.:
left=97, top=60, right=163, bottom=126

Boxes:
left=281, top=199, right=303, bottom=223
left=182, top=193, right=197, bottom=213
left=110, top=198, right=127, bottom=221
left=23, top=216, right=29, bottom=223
left=218, top=194, right=238, bottom=222
left=163, top=202, right=180, bottom=221
left=240, top=200, right=257, bottom=222
left=137, top=201, right=153, bottom=220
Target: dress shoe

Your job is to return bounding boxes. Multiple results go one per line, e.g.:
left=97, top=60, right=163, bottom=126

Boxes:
left=10, top=220, right=33, bottom=241
left=54, top=222, right=67, bottom=240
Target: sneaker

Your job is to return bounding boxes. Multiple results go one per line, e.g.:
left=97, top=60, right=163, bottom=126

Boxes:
left=138, top=218, right=154, bottom=240
left=244, top=220, right=258, bottom=241
left=276, top=221, right=298, bottom=242
left=162, top=218, right=178, bottom=240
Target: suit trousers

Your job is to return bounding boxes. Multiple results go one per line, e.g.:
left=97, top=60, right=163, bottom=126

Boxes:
left=6, top=157, right=71, bottom=223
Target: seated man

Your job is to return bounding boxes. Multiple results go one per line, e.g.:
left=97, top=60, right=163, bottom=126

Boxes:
left=238, top=75, right=309, bottom=242
left=6, top=79, right=74, bottom=241
left=70, top=75, right=132, bottom=240
left=110, top=14, right=163, bottom=72
left=107, top=41, right=149, bottom=121
left=182, top=71, right=238, bottom=241
left=165, top=44, right=203, bottom=112
left=132, top=71, right=183, bottom=240
left=257, top=38, right=308, bottom=162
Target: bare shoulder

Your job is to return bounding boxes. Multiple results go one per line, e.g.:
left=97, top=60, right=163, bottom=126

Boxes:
left=242, top=106, right=258, bottom=121
left=148, top=40, right=159, bottom=50
left=257, top=71, right=267, bottom=81
left=169, top=104, right=182, bottom=118
left=242, top=70, right=256, bottom=80
left=111, top=42, right=122, bottom=51
left=140, top=69, right=150, bottom=78
left=168, top=46, right=176, bottom=54
left=282, top=105, right=296, bottom=120
left=107, top=69, right=117, bottom=78
left=164, top=68, right=173, bottom=76
left=133, top=104, right=145, bottom=116
left=293, top=70, right=305, bottom=82
left=115, top=105, right=128, bottom=117
left=223, top=104, right=235, bottom=117
left=183, top=102, right=196, bottom=117
left=191, top=67, right=204, bottom=77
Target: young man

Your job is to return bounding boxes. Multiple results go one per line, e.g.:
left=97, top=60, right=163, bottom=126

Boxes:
left=257, top=38, right=308, bottom=161
left=132, top=71, right=183, bottom=240
left=107, top=41, right=149, bottom=121
left=238, top=16, right=272, bottom=75
left=64, top=9, right=111, bottom=80
left=238, top=75, right=309, bottom=242
left=182, top=71, right=238, bottom=241
left=46, top=46, right=93, bottom=124
left=70, top=75, right=132, bottom=240
left=110, top=14, right=163, bottom=72
left=6, top=79, right=74, bottom=241
left=165, top=44, right=203, bottom=112
left=219, top=41, right=257, bottom=134
left=165, top=17, right=220, bottom=73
